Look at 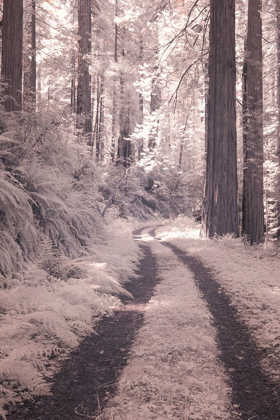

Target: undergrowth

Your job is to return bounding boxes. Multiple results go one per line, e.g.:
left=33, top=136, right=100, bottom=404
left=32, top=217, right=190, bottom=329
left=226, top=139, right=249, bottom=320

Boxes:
left=0, top=106, right=203, bottom=418
left=0, top=110, right=141, bottom=419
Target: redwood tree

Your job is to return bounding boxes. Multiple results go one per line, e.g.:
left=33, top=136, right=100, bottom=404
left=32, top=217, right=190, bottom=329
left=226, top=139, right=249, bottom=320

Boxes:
left=2, top=0, right=24, bottom=112
left=202, top=0, right=239, bottom=238
left=77, top=0, right=92, bottom=141
left=277, top=0, right=280, bottom=159
left=111, top=0, right=119, bottom=161
left=117, top=32, right=134, bottom=167
left=277, top=0, right=280, bottom=237
left=242, top=0, right=264, bottom=244
left=23, top=0, right=36, bottom=108
left=148, top=71, right=161, bottom=151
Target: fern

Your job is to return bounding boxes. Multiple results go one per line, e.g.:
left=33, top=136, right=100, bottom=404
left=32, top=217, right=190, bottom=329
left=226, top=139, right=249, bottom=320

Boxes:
left=0, top=110, right=141, bottom=415
left=14, top=158, right=100, bottom=261
left=0, top=360, right=50, bottom=395
left=0, top=171, right=37, bottom=279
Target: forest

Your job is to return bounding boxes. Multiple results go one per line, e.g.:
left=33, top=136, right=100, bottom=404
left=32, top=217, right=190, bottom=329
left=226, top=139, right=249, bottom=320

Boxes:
left=1, top=0, right=280, bottom=418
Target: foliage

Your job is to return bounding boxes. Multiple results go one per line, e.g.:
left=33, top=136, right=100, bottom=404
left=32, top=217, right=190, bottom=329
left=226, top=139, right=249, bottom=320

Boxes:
left=2, top=0, right=280, bottom=415
left=0, top=107, right=141, bottom=416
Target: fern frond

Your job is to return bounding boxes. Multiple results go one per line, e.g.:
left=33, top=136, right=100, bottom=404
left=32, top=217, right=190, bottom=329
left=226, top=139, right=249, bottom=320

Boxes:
left=0, top=360, right=50, bottom=395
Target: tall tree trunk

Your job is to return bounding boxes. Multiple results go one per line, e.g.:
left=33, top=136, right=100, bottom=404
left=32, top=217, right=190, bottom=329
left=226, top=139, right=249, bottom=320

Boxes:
left=37, top=65, right=42, bottom=111
left=117, top=33, right=134, bottom=167
left=138, top=34, right=144, bottom=161
left=95, top=74, right=104, bottom=160
left=117, top=72, right=127, bottom=166
left=117, top=104, right=133, bottom=167
left=2, top=0, right=23, bottom=112
left=117, top=77, right=133, bottom=167
left=277, top=0, right=280, bottom=161
left=99, top=75, right=105, bottom=159
left=204, top=59, right=209, bottom=155
left=93, top=77, right=100, bottom=157
left=111, top=0, right=118, bottom=161
left=71, top=49, right=76, bottom=114
left=242, top=0, right=264, bottom=244
left=179, top=117, right=188, bottom=167
left=202, top=0, right=239, bottom=238
left=148, top=69, right=161, bottom=151
left=23, top=0, right=36, bottom=109
left=118, top=110, right=131, bottom=168
left=77, top=0, right=92, bottom=142
left=276, top=0, right=280, bottom=239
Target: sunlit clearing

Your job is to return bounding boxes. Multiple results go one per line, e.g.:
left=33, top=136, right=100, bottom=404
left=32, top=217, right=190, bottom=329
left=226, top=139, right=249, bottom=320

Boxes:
left=270, top=286, right=280, bottom=294
left=117, top=303, right=147, bottom=313
left=116, top=298, right=169, bottom=313
left=157, top=226, right=201, bottom=241
left=89, top=262, right=107, bottom=269
left=147, top=298, right=170, bottom=310
left=134, top=233, right=155, bottom=242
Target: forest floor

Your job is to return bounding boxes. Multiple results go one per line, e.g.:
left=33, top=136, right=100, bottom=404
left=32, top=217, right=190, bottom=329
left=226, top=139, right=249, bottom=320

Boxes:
left=5, top=218, right=280, bottom=419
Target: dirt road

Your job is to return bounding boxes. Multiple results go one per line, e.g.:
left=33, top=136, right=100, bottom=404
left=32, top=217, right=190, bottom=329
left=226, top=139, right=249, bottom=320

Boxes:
left=7, top=227, right=280, bottom=419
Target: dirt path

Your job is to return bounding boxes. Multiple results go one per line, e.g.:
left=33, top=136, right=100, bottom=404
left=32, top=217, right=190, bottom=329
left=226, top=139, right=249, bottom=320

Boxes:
left=7, top=228, right=161, bottom=420
left=163, top=240, right=280, bottom=420
left=7, top=227, right=280, bottom=419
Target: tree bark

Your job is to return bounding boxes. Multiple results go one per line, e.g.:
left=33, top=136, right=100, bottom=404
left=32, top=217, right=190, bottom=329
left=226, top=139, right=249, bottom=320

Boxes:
left=179, top=117, right=188, bottom=167
left=202, top=0, right=239, bottom=238
left=277, top=0, right=280, bottom=160
left=93, top=77, right=100, bottom=156
left=37, top=65, right=42, bottom=110
left=111, top=1, right=118, bottom=161
left=148, top=69, right=161, bottom=151
left=242, top=0, right=264, bottom=244
left=2, top=0, right=23, bottom=112
left=138, top=34, right=144, bottom=161
left=71, top=49, right=76, bottom=114
left=117, top=32, right=133, bottom=167
left=276, top=0, right=280, bottom=238
left=77, top=0, right=92, bottom=141
left=23, top=0, right=36, bottom=109
left=95, top=74, right=105, bottom=160
left=117, top=91, right=132, bottom=168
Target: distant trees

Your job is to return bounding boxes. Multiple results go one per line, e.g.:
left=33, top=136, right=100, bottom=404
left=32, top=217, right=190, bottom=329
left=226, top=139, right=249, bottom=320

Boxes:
left=2, top=0, right=23, bottom=112
left=202, top=0, right=239, bottom=238
left=1, top=0, right=279, bottom=243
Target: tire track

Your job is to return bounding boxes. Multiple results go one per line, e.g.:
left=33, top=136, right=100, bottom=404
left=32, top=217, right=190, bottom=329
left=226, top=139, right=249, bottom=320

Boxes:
left=7, top=228, right=160, bottom=420
left=162, top=240, right=280, bottom=420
